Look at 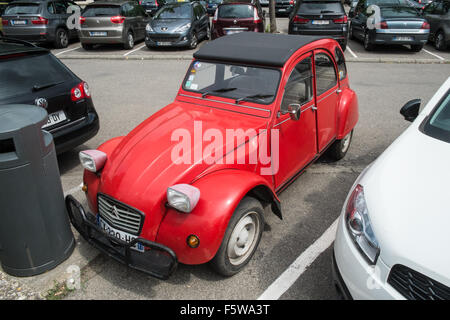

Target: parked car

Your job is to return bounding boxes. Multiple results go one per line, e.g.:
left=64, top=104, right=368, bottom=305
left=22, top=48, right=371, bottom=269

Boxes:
left=211, top=0, right=265, bottom=39
left=260, top=0, right=268, bottom=6
left=349, top=1, right=430, bottom=51
left=65, top=32, right=358, bottom=279
left=288, top=0, right=348, bottom=51
left=1, top=0, right=81, bottom=48
left=145, top=1, right=209, bottom=49
left=0, top=38, right=99, bottom=154
left=333, top=77, right=450, bottom=300
left=275, top=0, right=295, bottom=16
left=422, top=0, right=449, bottom=50
left=206, top=0, right=222, bottom=15
left=79, top=1, right=150, bottom=50
left=139, top=0, right=166, bottom=15
left=0, top=1, right=10, bottom=36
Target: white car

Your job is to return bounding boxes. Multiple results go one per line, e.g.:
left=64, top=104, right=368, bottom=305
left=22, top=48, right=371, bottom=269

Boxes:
left=333, top=77, right=450, bottom=300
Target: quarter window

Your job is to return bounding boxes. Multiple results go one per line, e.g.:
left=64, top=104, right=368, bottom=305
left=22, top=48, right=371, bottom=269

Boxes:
left=314, top=53, right=337, bottom=96
left=280, top=57, right=313, bottom=114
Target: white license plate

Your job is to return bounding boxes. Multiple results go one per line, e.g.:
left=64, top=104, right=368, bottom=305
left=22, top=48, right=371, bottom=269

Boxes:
left=312, top=20, right=330, bottom=25
left=393, top=36, right=413, bottom=41
left=157, top=42, right=172, bottom=46
left=89, top=32, right=107, bottom=37
left=97, top=216, right=145, bottom=252
left=278, top=8, right=286, bottom=11
left=12, top=20, right=27, bottom=25
left=42, top=110, right=67, bottom=128
left=226, top=30, right=243, bottom=35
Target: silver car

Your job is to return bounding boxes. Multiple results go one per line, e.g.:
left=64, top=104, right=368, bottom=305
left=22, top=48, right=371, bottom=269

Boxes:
left=79, top=0, right=150, bottom=50
left=2, top=0, right=80, bottom=48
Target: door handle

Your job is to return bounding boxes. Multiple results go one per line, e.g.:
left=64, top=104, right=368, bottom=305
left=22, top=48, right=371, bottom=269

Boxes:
left=311, top=105, right=317, bottom=111
left=336, top=89, right=342, bottom=94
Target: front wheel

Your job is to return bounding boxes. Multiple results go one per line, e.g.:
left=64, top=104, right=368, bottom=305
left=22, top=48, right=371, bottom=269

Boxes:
left=327, top=130, right=353, bottom=161
left=189, top=32, right=198, bottom=49
left=210, top=197, right=264, bottom=277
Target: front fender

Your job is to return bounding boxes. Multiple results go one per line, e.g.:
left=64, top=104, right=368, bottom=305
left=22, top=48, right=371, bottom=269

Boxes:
left=155, top=169, right=279, bottom=265
left=337, top=88, right=359, bottom=139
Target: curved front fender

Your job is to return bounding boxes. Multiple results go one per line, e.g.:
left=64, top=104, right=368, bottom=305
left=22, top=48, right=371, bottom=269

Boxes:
left=337, top=88, right=359, bottom=139
left=155, top=169, right=279, bottom=265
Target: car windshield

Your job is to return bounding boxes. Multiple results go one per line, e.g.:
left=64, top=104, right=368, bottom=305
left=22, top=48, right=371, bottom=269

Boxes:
left=182, top=61, right=280, bottom=105
left=380, top=6, right=419, bottom=17
left=218, top=4, right=254, bottom=18
left=4, top=3, right=40, bottom=14
left=423, top=90, right=450, bottom=143
left=141, top=0, right=156, bottom=3
left=154, top=4, right=191, bottom=19
left=82, top=5, right=121, bottom=17
left=298, top=1, right=344, bottom=14
left=0, top=53, right=72, bottom=100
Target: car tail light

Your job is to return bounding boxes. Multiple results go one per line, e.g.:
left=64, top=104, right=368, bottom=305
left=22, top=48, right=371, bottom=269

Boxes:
left=333, top=16, right=348, bottom=24
left=293, top=16, right=309, bottom=24
left=155, top=0, right=158, bottom=6
left=71, top=82, right=91, bottom=102
left=79, top=16, right=86, bottom=25
left=31, top=17, right=48, bottom=25
left=253, top=8, right=262, bottom=24
left=421, top=21, right=430, bottom=29
left=379, top=21, right=388, bottom=29
left=289, top=0, right=294, bottom=4
left=213, top=8, right=218, bottom=22
left=2, top=19, right=8, bottom=26
left=110, top=15, right=125, bottom=24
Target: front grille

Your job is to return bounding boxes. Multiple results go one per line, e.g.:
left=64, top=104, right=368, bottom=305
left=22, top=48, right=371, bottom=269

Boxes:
left=97, top=194, right=144, bottom=235
left=149, top=34, right=180, bottom=42
left=388, top=264, right=450, bottom=300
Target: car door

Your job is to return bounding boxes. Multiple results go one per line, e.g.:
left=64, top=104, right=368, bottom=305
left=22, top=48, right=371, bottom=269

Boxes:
left=193, top=3, right=204, bottom=36
left=313, top=50, right=339, bottom=153
left=273, top=54, right=317, bottom=190
left=134, top=2, right=148, bottom=39
left=351, top=1, right=367, bottom=40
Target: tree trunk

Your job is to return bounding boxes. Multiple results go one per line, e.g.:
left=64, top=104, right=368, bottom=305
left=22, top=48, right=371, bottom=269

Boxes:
left=269, top=0, right=277, bottom=33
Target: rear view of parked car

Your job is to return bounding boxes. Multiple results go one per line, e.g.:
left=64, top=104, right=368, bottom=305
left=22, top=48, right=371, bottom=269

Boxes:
left=211, top=0, right=265, bottom=39
left=140, top=0, right=166, bottom=16
left=0, top=1, right=9, bottom=36
left=145, top=2, right=209, bottom=49
left=79, top=1, right=150, bottom=50
left=0, top=38, right=99, bottom=154
left=275, top=0, right=295, bottom=16
left=206, top=0, right=222, bottom=15
left=422, top=0, right=450, bottom=50
left=2, top=0, right=80, bottom=48
left=349, top=1, right=430, bottom=51
left=288, top=0, right=348, bottom=51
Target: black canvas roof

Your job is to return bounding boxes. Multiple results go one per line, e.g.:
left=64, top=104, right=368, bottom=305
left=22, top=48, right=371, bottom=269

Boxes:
left=0, top=38, right=48, bottom=56
left=193, top=32, right=326, bottom=67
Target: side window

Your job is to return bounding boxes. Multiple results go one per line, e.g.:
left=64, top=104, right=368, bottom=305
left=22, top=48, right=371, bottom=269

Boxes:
left=194, top=4, right=201, bottom=19
left=314, top=53, right=337, bottom=96
left=54, top=1, right=68, bottom=14
left=121, top=3, right=132, bottom=16
left=47, top=2, right=55, bottom=14
left=434, top=2, right=445, bottom=14
left=280, top=57, right=313, bottom=114
left=424, top=2, right=436, bottom=14
left=334, top=47, right=346, bottom=81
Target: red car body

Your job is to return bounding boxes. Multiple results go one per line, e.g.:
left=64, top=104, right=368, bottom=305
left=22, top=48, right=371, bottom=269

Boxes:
left=66, top=33, right=358, bottom=279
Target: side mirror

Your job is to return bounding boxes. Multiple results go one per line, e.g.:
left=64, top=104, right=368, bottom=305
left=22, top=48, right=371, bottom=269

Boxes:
left=288, top=104, right=301, bottom=121
left=400, top=99, right=421, bottom=122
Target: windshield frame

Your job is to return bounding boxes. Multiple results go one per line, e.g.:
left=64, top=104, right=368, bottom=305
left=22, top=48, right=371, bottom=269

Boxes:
left=180, top=59, right=282, bottom=106
left=420, top=89, right=450, bottom=144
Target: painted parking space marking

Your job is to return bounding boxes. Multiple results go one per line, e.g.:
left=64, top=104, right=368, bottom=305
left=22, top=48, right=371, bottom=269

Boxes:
left=123, top=44, right=146, bottom=57
left=346, top=45, right=358, bottom=59
left=257, top=218, right=339, bottom=300
left=55, top=46, right=81, bottom=56
left=422, top=49, right=445, bottom=61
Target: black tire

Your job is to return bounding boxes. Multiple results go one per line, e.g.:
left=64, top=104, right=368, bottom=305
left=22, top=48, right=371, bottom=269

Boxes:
left=54, top=28, right=69, bottom=49
left=205, top=24, right=210, bottom=40
left=210, top=197, right=264, bottom=277
left=123, top=31, right=134, bottom=50
left=363, top=31, right=374, bottom=51
left=435, top=31, right=447, bottom=51
left=410, top=44, right=423, bottom=52
left=327, top=130, right=353, bottom=161
left=81, top=43, right=93, bottom=50
left=340, top=42, right=347, bottom=52
left=189, top=32, right=198, bottom=49
left=348, top=23, right=354, bottom=40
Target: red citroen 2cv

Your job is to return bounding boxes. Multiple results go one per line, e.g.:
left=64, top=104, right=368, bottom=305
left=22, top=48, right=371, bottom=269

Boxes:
left=66, top=32, right=358, bottom=279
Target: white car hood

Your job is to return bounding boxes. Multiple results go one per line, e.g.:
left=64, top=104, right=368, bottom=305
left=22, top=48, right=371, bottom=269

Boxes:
left=361, top=118, right=450, bottom=285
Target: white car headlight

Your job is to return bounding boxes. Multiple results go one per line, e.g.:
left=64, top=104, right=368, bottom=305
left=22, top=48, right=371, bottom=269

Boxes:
left=174, top=23, right=191, bottom=33
left=345, top=184, right=380, bottom=264
left=167, top=184, right=200, bottom=213
left=79, top=150, right=107, bottom=173
left=146, top=23, right=154, bottom=32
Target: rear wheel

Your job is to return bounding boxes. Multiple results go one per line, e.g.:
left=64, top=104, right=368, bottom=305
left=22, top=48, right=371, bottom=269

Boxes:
left=210, top=197, right=264, bottom=277
left=410, top=44, right=423, bottom=52
left=54, top=28, right=69, bottom=49
left=435, top=31, right=447, bottom=51
left=363, top=31, right=374, bottom=51
left=327, top=130, right=353, bottom=161
left=123, top=31, right=134, bottom=50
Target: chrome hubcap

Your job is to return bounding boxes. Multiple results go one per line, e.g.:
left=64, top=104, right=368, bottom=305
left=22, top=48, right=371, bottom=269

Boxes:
left=227, top=212, right=260, bottom=266
left=60, top=32, right=68, bottom=46
left=341, top=132, right=352, bottom=153
left=128, top=34, right=134, bottom=47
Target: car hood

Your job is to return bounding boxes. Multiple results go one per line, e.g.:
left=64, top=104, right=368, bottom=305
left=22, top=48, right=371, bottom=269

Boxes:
left=99, top=101, right=268, bottom=240
left=361, top=124, right=450, bottom=284
left=151, top=18, right=191, bottom=32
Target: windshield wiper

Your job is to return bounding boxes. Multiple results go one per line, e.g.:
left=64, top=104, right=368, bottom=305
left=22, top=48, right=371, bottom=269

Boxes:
left=235, top=94, right=274, bottom=104
left=201, top=87, right=237, bottom=98
left=32, top=81, right=64, bottom=92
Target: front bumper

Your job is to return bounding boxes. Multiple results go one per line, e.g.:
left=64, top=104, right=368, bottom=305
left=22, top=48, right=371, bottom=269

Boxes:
left=65, top=195, right=178, bottom=280
left=145, top=33, right=190, bottom=48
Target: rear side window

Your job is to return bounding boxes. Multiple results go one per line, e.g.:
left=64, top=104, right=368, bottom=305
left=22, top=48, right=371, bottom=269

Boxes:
left=218, top=4, right=254, bottom=18
left=297, top=1, right=344, bottom=14
left=0, top=53, right=73, bottom=100
left=314, top=53, right=337, bottom=96
left=334, top=47, right=346, bottom=81
left=4, top=3, right=40, bottom=15
left=54, top=1, right=68, bottom=14
left=82, top=5, right=121, bottom=17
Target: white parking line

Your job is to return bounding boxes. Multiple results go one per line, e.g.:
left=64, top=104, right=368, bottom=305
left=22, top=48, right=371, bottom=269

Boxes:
left=257, top=218, right=339, bottom=300
left=63, top=182, right=83, bottom=197
left=346, top=45, right=358, bottom=59
left=123, top=44, right=146, bottom=57
left=422, top=49, right=445, bottom=61
left=55, top=46, right=81, bottom=56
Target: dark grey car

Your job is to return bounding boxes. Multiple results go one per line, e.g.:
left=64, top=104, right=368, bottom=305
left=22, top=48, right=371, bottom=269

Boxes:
left=2, top=0, right=80, bottom=48
left=276, top=0, right=295, bottom=16
left=79, top=1, right=150, bottom=50
left=422, top=0, right=450, bottom=50
left=145, top=1, right=209, bottom=49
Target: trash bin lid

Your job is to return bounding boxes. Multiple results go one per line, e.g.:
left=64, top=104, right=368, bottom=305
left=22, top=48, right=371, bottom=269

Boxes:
left=0, top=105, right=47, bottom=134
